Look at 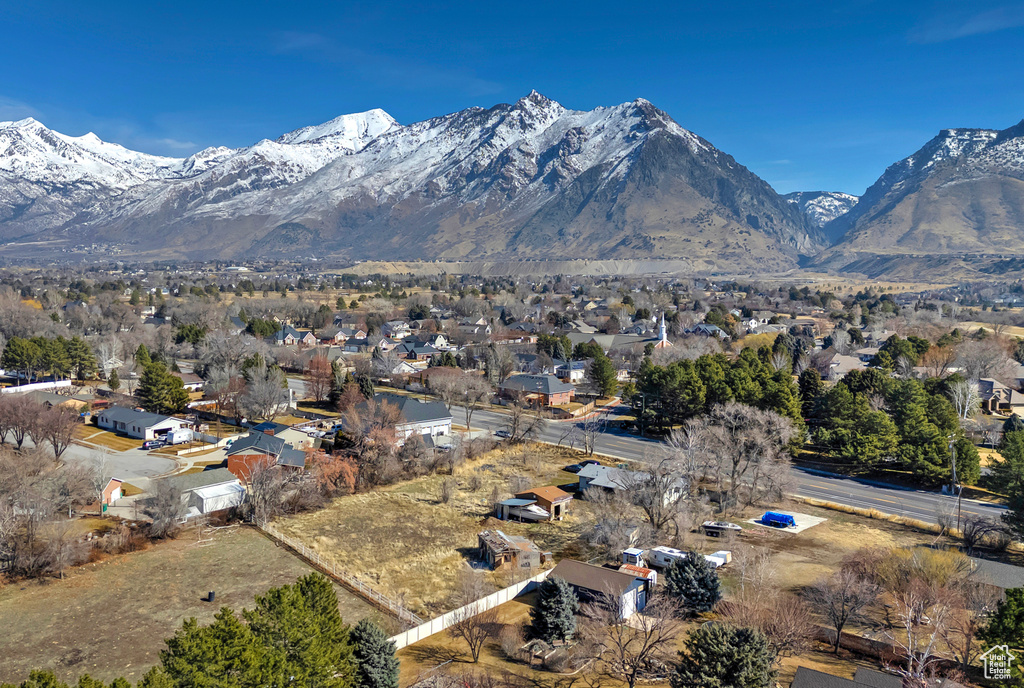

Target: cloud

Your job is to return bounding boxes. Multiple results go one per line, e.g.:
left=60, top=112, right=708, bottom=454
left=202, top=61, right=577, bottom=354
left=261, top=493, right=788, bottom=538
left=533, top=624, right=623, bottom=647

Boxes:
left=270, top=31, right=502, bottom=97
left=0, top=96, right=41, bottom=122
left=151, top=137, right=198, bottom=150
left=909, top=2, right=1024, bottom=43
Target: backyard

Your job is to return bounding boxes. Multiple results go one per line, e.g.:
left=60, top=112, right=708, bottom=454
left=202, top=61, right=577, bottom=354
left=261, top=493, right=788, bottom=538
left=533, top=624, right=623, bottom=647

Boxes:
left=0, top=525, right=378, bottom=684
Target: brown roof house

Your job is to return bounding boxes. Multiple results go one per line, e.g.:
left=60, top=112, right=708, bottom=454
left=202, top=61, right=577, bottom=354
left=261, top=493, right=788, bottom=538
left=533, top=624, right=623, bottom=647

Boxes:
left=515, top=486, right=573, bottom=521
left=977, top=378, right=1024, bottom=416
left=548, top=559, right=651, bottom=620
left=499, top=374, right=575, bottom=407
left=478, top=530, right=548, bottom=570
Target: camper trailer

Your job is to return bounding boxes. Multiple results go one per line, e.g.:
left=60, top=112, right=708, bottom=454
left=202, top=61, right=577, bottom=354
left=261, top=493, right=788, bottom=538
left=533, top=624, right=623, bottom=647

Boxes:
left=622, top=547, right=731, bottom=570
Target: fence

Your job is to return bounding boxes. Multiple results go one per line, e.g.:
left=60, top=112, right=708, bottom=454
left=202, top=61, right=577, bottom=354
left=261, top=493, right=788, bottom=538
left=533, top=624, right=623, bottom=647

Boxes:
left=1, top=380, right=73, bottom=394
left=257, top=521, right=425, bottom=628
left=389, top=569, right=552, bottom=650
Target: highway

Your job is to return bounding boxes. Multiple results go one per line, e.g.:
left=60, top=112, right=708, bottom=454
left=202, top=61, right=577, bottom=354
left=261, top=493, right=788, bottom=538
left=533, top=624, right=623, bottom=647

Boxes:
left=450, top=405, right=1009, bottom=527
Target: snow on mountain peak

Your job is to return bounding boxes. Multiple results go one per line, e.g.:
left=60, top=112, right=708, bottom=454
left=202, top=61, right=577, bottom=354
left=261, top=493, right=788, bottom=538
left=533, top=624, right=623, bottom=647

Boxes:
left=276, top=108, right=399, bottom=147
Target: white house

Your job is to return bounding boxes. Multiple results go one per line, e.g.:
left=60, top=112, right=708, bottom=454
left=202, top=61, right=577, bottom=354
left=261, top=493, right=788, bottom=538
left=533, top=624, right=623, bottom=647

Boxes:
left=167, top=468, right=246, bottom=519
left=97, top=406, right=189, bottom=440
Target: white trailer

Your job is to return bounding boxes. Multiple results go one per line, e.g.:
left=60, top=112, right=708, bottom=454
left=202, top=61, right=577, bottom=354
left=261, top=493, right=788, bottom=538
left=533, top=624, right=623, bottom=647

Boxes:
left=622, top=546, right=731, bottom=570
left=167, top=428, right=193, bottom=445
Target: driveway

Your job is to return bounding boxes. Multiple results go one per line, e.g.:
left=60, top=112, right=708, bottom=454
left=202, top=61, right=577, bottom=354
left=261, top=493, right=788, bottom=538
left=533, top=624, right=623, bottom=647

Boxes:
left=61, top=441, right=179, bottom=485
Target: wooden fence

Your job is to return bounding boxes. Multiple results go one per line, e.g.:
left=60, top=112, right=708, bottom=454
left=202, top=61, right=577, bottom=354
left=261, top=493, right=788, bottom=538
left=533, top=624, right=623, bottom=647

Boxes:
left=257, top=521, right=425, bottom=628
left=389, top=570, right=552, bottom=650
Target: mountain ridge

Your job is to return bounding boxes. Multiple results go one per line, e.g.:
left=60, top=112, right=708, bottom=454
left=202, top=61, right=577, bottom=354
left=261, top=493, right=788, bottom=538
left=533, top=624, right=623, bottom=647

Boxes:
left=0, top=92, right=823, bottom=270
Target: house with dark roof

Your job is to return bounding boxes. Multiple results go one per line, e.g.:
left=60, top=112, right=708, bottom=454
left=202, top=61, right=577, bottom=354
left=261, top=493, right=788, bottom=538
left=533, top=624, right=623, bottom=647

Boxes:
left=499, top=374, right=575, bottom=407
left=97, top=406, right=188, bottom=440
left=548, top=559, right=651, bottom=619
left=225, top=431, right=307, bottom=481
left=791, top=666, right=963, bottom=688
left=395, top=341, right=441, bottom=361
left=356, top=393, right=452, bottom=443
left=270, top=324, right=317, bottom=347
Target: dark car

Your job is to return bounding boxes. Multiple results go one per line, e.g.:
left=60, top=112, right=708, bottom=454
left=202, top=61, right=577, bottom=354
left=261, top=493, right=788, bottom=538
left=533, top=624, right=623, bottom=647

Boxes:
left=564, top=463, right=583, bottom=474
left=579, top=459, right=601, bottom=467
left=142, top=439, right=166, bottom=450
left=494, top=429, right=511, bottom=438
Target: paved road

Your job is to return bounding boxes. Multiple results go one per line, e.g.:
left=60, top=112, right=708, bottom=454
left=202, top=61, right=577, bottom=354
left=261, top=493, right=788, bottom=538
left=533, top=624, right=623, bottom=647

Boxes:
left=452, top=406, right=1008, bottom=527
left=58, top=441, right=178, bottom=484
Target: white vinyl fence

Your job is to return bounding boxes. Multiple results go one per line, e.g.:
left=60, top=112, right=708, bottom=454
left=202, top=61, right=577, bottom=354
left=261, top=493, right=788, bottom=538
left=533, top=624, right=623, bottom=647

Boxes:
left=389, top=569, right=552, bottom=650
left=1, top=380, right=73, bottom=394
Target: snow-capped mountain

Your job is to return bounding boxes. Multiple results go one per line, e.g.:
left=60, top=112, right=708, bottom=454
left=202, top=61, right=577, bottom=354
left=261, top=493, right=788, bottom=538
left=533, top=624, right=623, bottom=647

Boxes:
left=814, top=121, right=1024, bottom=275
left=0, top=93, right=821, bottom=268
left=783, top=191, right=859, bottom=233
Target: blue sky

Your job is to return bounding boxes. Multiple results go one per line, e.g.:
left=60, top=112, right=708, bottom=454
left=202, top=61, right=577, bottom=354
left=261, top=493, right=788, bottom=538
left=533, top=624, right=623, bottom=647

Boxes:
left=2, top=0, right=1022, bottom=194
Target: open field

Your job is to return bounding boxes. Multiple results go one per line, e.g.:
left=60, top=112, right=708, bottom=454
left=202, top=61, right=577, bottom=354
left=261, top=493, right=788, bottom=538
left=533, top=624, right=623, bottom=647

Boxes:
left=0, top=525, right=377, bottom=684
left=274, top=444, right=605, bottom=617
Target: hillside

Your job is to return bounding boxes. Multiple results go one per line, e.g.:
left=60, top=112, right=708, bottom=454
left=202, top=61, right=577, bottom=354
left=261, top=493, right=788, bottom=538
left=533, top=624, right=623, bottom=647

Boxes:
left=813, top=122, right=1024, bottom=276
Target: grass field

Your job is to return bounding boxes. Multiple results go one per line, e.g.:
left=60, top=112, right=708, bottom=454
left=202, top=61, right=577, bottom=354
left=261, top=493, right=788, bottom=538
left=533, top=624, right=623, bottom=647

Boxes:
left=0, top=526, right=378, bottom=684
left=75, top=427, right=143, bottom=451
left=274, top=444, right=606, bottom=617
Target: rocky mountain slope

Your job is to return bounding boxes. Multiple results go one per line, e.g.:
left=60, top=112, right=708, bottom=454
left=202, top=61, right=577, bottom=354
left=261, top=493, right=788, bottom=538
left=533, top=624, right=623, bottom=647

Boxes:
left=783, top=191, right=858, bottom=238
left=0, top=93, right=822, bottom=270
left=813, top=122, right=1024, bottom=275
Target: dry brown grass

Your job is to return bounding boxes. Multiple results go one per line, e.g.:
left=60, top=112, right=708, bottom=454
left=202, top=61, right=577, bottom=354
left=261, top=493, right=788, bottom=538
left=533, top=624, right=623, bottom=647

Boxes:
left=77, top=428, right=144, bottom=451
left=274, top=443, right=601, bottom=617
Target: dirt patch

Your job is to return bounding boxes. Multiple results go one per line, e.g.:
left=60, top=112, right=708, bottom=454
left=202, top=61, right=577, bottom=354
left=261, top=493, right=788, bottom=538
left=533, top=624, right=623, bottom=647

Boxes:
left=0, top=526, right=377, bottom=684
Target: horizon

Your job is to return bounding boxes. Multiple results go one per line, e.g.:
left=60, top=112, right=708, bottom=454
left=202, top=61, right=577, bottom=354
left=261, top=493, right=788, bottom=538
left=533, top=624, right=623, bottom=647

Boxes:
left=3, top=1, right=1023, bottom=196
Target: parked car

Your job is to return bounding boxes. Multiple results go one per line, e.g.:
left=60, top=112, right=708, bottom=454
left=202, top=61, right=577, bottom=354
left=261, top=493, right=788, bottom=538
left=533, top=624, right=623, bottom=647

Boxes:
left=564, top=463, right=583, bottom=474
left=142, top=439, right=166, bottom=450
left=494, top=429, right=511, bottom=438
left=580, top=459, right=601, bottom=467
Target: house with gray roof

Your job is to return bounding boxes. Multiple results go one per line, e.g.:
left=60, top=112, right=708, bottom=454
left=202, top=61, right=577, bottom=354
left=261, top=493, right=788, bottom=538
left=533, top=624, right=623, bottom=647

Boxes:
left=499, top=374, right=575, bottom=406
left=97, top=406, right=188, bottom=440
left=548, top=559, right=650, bottom=620
left=352, top=393, right=452, bottom=444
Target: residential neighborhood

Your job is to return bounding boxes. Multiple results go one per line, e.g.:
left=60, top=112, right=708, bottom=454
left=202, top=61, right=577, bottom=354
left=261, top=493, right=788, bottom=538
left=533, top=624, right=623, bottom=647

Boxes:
left=0, top=266, right=1022, bottom=688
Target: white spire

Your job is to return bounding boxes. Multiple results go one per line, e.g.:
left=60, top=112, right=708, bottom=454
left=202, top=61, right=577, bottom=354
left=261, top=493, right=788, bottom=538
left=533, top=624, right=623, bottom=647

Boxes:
left=659, top=312, right=667, bottom=343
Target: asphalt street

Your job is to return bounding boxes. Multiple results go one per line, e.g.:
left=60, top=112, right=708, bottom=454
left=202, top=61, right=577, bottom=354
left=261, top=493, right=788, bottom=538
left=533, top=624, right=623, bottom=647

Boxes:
left=451, top=406, right=1009, bottom=527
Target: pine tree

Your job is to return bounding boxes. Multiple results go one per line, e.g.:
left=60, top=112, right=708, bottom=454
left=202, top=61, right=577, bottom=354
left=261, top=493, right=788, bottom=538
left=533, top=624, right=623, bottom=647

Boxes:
left=671, top=624, right=777, bottom=688
left=244, top=573, right=355, bottom=688
left=351, top=619, right=400, bottom=688
left=135, top=344, right=152, bottom=367
left=980, top=587, right=1024, bottom=648
left=161, top=609, right=269, bottom=688
left=136, top=668, right=174, bottom=688
left=588, top=353, right=619, bottom=398
left=107, top=368, right=121, bottom=392
left=664, top=553, right=721, bottom=613
left=138, top=362, right=189, bottom=414
left=529, top=576, right=579, bottom=644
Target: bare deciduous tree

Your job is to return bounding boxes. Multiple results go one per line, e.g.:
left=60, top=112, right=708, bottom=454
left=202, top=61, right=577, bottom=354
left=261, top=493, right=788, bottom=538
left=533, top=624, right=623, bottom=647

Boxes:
left=581, top=594, right=685, bottom=688
left=621, top=457, right=686, bottom=534
left=239, top=359, right=288, bottom=421
left=37, top=405, right=79, bottom=460
left=807, top=568, right=880, bottom=654
left=448, top=569, right=499, bottom=663
left=142, top=480, right=185, bottom=538
left=956, top=338, right=1014, bottom=383
left=500, top=395, right=545, bottom=444
left=703, top=403, right=794, bottom=511
left=304, top=354, right=333, bottom=403
left=947, top=378, right=980, bottom=423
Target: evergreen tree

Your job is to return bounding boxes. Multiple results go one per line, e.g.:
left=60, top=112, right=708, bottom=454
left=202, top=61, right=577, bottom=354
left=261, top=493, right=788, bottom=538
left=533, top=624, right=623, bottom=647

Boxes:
left=356, top=374, right=374, bottom=400
left=161, top=609, right=269, bottom=688
left=351, top=619, right=399, bottom=688
left=980, top=587, right=1024, bottom=649
left=243, top=573, right=355, bottom=688
left=135, top=344, right=152, bottom=368
left=588, top=353, right=619, bottom=398
left=108, top=368, right=121, bottom=392
left=67, top=336, right=97, bottom=379
left=671, top=624, right=777, bottom=688
left=138, top=362, right=190, bottom=415
left=798, top=368, right=824, bottom=419
left=663, top=553, right=721, bottom=613
left=529, top=576, right=579, bottom=644
left=1005, top=414, right=1024, bottom=434
left=136, top=669, right=174, bottom=688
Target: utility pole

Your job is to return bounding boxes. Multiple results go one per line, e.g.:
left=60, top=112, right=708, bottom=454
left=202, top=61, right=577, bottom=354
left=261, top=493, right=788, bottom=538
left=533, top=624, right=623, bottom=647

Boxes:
left=948, top=435, right=963, bottom=532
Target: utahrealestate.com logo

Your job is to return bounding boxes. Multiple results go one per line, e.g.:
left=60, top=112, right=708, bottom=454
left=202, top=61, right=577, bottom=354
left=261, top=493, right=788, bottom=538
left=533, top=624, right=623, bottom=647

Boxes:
left=980, top=644, right=1018, bottom=681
